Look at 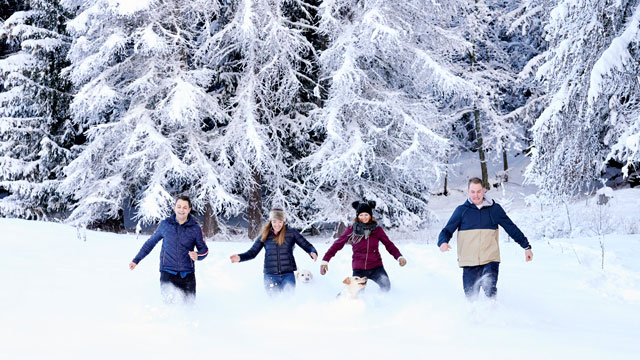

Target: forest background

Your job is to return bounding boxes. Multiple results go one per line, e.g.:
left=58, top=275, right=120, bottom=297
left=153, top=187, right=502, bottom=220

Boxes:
left=1, top=0, right=639, bottom=238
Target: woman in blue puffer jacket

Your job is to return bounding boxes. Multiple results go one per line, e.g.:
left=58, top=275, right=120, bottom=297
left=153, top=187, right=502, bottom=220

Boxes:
left=230, top=208, right=318, bottom=294
left=129, top=196, right=208, bottom=303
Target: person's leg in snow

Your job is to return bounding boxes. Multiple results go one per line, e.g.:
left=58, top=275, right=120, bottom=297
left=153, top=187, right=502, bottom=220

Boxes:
left=353, top=266, right=391, bottom=292
left=463, top=262, right=499, bottom=300
left=263, top=272, right=296, bottom=295
left=479, top=262, right=499, bottom=298
left=463, top=265, right=482, bottom=299
left=160, top=271, right=196, bottom=303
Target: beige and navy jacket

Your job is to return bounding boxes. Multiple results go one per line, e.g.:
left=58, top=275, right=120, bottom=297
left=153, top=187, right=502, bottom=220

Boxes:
left=438, top=198, right=530, bottom=267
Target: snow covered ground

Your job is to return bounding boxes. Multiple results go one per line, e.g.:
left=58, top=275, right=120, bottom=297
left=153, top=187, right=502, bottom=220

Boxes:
left=1, top=155, right=639, bottom=359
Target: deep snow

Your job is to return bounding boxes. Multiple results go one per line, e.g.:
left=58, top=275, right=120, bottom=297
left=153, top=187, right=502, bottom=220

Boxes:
left=1, top=154, right=639, bottom=359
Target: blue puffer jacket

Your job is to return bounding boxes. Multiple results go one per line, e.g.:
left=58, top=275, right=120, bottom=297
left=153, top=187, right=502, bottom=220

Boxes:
left=239, top=227, right=317, bottom=274
left=132, top=214, right=208, bottom=272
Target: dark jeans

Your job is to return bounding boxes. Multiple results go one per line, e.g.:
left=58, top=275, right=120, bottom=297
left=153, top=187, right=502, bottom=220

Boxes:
left=462, top=262, right=499, bottom=299
left=264, top=272, right=296, bottom=294
left=160, top=271, right=196, bottom=303
left=353, top=266, right=391, bottom=292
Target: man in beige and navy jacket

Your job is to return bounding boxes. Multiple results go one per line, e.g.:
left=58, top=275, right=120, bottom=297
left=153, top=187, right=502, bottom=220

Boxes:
left=438, top=177, right=533, bottom=299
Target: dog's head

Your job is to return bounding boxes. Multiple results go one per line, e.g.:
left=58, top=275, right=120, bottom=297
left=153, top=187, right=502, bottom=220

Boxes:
left=295, top=269, right=313, bottom=283
left=341, top=276, right=367, bottom=298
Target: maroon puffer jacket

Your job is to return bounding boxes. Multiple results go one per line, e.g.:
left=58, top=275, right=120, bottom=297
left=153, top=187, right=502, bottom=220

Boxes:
left=322, top=225, right=402, bottom=270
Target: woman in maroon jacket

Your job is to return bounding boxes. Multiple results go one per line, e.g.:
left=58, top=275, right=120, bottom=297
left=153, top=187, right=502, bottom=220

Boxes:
left=320, top=200, right=406, bottom=291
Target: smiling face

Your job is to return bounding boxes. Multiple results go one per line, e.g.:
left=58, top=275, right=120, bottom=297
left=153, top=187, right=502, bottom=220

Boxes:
left=174, top=199, right=191, bottom=224
left=271, top=219, right=284, bottom=234
left=358, top=212, right=371, bottom=224
left=468, top=182, right=486, bottom=206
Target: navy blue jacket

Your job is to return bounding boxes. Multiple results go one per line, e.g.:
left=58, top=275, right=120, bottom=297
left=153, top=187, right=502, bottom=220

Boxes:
left=239, top=227, right=317, bottom=274
left=132, top=214, right=208, bottom=272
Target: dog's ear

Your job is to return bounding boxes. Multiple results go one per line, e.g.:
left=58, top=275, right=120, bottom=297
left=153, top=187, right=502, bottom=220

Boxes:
left=351, top=201, right=360, bottom=210
left=294, top=271, right=299, bottom=278
left=343, top=277, right=351, bottom=284
left=368, top=200, right=376, bottom=209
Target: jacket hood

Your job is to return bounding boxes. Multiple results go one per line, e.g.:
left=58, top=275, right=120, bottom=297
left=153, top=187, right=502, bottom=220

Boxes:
left=465, top=193, right=495, bottom=209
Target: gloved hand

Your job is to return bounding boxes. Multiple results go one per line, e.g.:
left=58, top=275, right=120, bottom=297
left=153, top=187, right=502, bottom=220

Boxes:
left=320, top=261, right=329, bottom=275
left=398, top=256, right=407, bottom=267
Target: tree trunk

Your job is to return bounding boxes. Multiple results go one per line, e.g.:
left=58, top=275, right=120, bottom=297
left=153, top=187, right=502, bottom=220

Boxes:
left=474, top=108, right=490, bottom=189
left=502, top=149, right=509, bottom=183
left=468, top=28, right=489, bottom=190
left=202, top=203, right=220, bottom=239
left=247, top=168, right=263, bottom=239
left=333, top=221, right=347, bottom=239
left=443, top=155, right=449, bottom=196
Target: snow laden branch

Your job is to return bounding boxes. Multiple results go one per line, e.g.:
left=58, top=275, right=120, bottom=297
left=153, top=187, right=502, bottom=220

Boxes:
left=0, top=1, right=75, bottom=219
left=306, top=0, right=471, bottom=228
left=526, top=0, right=640, bottom=199
left=61, top=0, right=238, bottom=227
left=197, top=0, right=319, bottom=231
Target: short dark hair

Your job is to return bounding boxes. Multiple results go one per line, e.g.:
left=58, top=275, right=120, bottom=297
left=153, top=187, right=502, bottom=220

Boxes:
left=176, top=195, right=191, bottom=208
left=468, top=177, right=483, bottom=188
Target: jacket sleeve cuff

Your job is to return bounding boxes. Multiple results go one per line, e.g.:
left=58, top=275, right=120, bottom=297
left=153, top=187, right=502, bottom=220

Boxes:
left=321, top=260, right=329, bottom=266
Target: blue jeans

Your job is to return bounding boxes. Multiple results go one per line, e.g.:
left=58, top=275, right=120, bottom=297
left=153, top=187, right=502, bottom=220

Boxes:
left=263, top=272, right=296, bottom=294
left=352, top=266, right=391, bottom=292
left=462, top=262, right=499, bottom=299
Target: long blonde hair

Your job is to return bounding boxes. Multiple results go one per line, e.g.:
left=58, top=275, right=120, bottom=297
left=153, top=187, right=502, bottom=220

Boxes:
left=260, top=221, right=286, bottom=246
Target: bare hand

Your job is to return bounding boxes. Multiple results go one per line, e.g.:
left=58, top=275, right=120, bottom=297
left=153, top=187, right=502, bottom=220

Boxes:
left=525, top=249, right=533, bottom=262
left=320, top=264, right=328, bottom=275
left=310, top=252, right=318, bottom=262
left=439, top=243, right=452, bottom=252
left=398, top=257, right=407, bottom=267
left=189, top=251, right=198, bottom=261
left=129, top=262, right=137, bottom=270
left=230, top=254, right=240, bottom=263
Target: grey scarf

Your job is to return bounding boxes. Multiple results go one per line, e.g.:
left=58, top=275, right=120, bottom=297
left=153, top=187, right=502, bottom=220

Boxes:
left=348, top=222, right=378, bottom=245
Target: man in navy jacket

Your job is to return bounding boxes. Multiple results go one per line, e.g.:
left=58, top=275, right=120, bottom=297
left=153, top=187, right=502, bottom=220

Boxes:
left=438, top=177, right=533, bottom=299
left=130, top=195, right=208, bottom=302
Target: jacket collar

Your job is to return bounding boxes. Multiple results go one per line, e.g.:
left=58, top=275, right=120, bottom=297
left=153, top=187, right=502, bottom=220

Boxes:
left=168, top=214, right=194, bottom=226
left=465, top=193, right=495, bottom=209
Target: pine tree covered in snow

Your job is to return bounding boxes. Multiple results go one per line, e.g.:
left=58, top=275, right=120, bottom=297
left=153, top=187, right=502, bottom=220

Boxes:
left=198, top=0, right=319, bottom=236
left=505, top=0, right=553, bottom=160
left=507, top=0, right=551, bottom=118
left=0, top=0, right=75, bottom=219
left=525, top=0, right=640, bottom=198
left=303, top=0, right=473, bottom=227
left=60, top=0, right=240, bottom=228
left=452, top=0, right=540, bottom=188
left=4, top=0, right=637, bottom=232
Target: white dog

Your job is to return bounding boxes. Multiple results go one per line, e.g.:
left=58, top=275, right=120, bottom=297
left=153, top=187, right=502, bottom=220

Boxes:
left=337, top=276, right=367, bottom=299
left=294, top=269, right=313, bottom=284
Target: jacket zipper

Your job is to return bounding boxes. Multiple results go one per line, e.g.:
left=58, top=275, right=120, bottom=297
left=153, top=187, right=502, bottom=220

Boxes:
left=275, top=234, right=281, bottom=274
left=176, top=224, right=181, bottom=270
left=364, top=237, right=370, bottom=269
